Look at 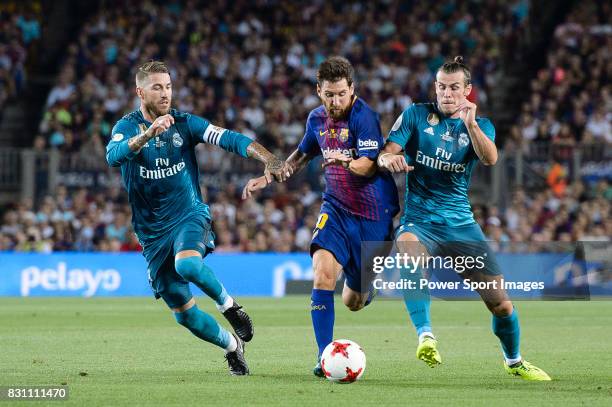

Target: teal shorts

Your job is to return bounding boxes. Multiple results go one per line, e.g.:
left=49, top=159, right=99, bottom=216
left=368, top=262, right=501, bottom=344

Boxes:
left=394, top=221, right=501, bottom=276
left=142, top=215, right=216, bottom=308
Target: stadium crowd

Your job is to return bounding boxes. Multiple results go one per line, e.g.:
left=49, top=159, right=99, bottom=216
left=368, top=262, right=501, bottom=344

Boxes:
left=34, top=0, right=529, bottom=156
left=0, top=1, right=41, bottom=117
left=505, top=0, right=611, bottom=157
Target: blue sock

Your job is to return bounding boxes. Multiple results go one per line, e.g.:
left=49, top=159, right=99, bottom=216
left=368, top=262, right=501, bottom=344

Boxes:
left=311, top=289, right=335, bottom=357
left=175, top=257, right=229, bottom=305
left=174, top=305, right=230, bottom=349
left=492, top=308, right=521, bottom=362
left=400, top=266, right=432, bottom=337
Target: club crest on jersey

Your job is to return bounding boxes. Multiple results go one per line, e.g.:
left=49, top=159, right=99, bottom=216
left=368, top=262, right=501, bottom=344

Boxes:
left=112, top=133, right=124, bottom=141
left=427, top=113, right=440, bottom=126
left=339, top=128, right=349, bottom=142
left=172, top=132, right=183, bottom=147
left=458, top=133, right=470, bottom=147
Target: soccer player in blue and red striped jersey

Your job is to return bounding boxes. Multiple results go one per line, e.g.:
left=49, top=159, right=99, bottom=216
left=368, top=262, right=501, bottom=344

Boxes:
left=243, top=56, right=399, bottom=377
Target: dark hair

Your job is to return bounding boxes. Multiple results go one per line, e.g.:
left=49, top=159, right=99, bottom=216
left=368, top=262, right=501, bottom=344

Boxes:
left=135, top=60, right=169, bottom=85
left=438, top=56, right=471, bottom=86
left=316, top=56, right=354, bottom=87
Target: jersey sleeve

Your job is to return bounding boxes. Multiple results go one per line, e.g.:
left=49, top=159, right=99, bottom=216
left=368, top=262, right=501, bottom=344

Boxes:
left=354, top=108, right=383, bottom=159
left=188, top=113, right=254, bottom=158
left=477, top=118, right=496, bottom=142
left=297, top=113, right=321, bottom=156
left=387, top=104, right=416, bottom=150
left=106, top=119, right=140, bottom=167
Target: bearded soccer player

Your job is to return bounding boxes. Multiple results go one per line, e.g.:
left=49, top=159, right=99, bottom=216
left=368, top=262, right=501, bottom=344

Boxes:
left=242, top=56, right=399, bottom=377
left=378, top=56, right=551, bottom=380
left=106, top=61, right=287, bottom=375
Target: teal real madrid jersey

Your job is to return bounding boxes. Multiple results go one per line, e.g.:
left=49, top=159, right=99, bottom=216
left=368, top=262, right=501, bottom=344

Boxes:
left=106, top=108, right=252, bottom=246
left=387, top=103, right=496, bottom=227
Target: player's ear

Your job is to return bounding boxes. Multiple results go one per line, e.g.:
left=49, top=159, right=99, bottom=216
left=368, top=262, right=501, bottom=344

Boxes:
left=136, top=87, right=143, bottom=99
left=316, top=83, right=321, bottom=99
left=464, top=83, right=472, bottom=97
left=349, top=82, right=355, bottom=96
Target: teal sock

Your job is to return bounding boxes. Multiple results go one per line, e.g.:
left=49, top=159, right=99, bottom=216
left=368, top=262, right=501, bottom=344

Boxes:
left=400, top=266, right=432, bottom=337
left=174, top=305, right=230, bottom=349
left=492, top=308, right=521, bottom=361
left=175, top=257, right=229, bottom=305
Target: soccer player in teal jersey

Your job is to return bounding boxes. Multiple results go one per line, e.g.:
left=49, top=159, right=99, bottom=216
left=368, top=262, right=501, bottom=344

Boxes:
left=106, top=61, right=287, bottom=375
left=378, top=57, right=551, bottom=381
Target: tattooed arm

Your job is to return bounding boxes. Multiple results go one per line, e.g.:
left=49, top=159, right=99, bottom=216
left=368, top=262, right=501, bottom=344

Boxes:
left=242, top=148, right=314, bottom=199
left=246, top=141, right=288, bottom=182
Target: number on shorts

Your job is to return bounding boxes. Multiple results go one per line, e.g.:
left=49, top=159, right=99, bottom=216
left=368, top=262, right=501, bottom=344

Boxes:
left=315, top=213, right=329, bottom=230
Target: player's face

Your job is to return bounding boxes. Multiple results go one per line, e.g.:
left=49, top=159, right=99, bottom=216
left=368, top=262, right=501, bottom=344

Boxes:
left=435, top=71, right=472, bottom=115
left=317, top=79, right=354, bottom=121
left=137, top=73, right=172, bottom=118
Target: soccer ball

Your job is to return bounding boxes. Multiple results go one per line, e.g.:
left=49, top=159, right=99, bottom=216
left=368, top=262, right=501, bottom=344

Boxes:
left=320, top=339, right=366, bottom=383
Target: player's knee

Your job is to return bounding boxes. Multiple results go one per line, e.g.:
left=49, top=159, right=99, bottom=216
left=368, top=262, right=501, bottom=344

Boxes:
left=396, top=232, right=421, bottom=255
left=174, top=305, right=197, bottom=327
left=489, top=300, right=513, bottom=317
left=313, top=268, right=336, bottom=290
left=174, top=256, right=201, bottom=281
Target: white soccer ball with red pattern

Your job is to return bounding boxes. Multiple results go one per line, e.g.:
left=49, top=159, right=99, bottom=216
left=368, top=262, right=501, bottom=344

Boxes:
left=321, top=339, right=366, bottom=383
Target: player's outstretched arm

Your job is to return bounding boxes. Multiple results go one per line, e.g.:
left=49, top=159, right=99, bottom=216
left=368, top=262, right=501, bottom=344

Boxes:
left=242, top=176, right=269, bottom=199
left=242, top=148, right=315, bottom=199
left=246, top=142, right=288, bottom=183
left=377, top=142, right=414, bottom=173
left=284, top=148, right=314, bottom=176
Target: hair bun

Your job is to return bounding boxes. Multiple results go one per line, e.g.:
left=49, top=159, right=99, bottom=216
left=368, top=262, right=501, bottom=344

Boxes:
left=454, top=56, right=464, bottom=64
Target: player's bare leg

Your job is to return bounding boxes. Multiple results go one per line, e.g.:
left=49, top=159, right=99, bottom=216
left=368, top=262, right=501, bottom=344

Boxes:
left=175, top=250, right=253, bottom=342
left=467, top=272, right=551, bottom=380
left=396, top=232, right=441, bottom=367
left=311, top=248, right=342, bottom=377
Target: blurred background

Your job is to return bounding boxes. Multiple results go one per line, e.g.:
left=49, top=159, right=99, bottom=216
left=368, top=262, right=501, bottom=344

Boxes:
left=0, top=0, right=609, bottom=258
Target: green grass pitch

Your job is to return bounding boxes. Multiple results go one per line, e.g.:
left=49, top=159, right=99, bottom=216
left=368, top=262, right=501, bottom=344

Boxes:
left=1, top=297, right=611, bottom=406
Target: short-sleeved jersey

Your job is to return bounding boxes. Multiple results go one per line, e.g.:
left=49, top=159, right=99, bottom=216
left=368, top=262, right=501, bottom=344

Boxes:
left=388, top=103, right=496, bottom=226
left=298, top=97, right=399, bottom=221
left=106, top=108, right=251, bottom=246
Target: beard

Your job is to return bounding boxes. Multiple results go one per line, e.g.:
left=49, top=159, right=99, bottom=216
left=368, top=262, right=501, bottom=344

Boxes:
left=144, top=99, right=170, bottom=118
left=326, top=103, right=351, bottom=121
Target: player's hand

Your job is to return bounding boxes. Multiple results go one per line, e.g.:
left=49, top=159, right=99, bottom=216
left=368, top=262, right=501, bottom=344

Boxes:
left=242, top=176, right=269, bottom=199
left=322, top=151, right=352, bottom=169
left=457, top=100, right=477, bottom=126
left=264, top=157, right=288, bottom=183
left=147, top=114, right=175, bottom=138
left=377, top=153, right=413, bottom=173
